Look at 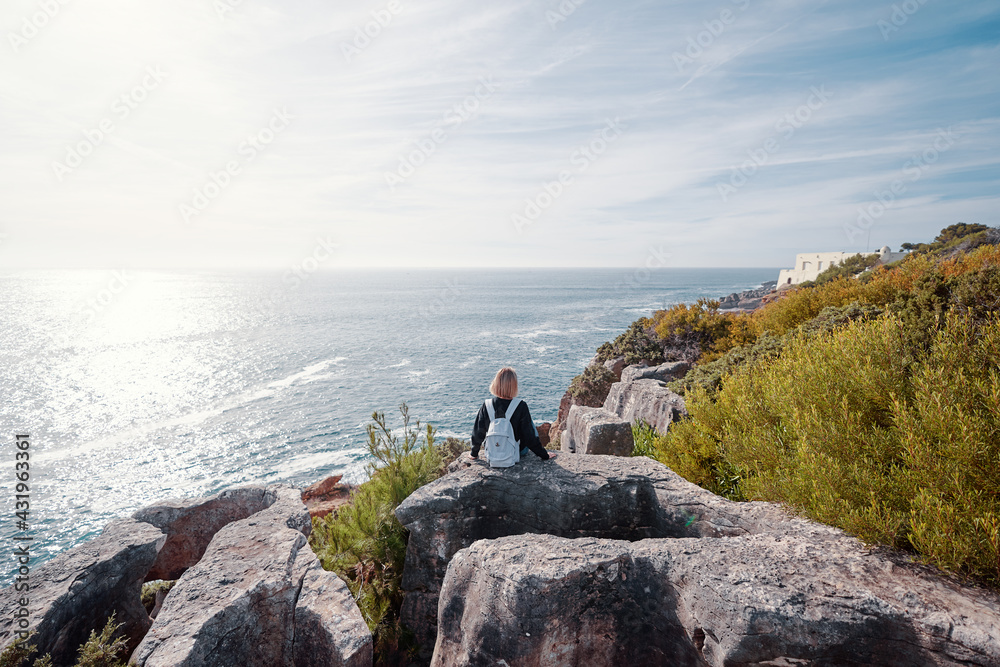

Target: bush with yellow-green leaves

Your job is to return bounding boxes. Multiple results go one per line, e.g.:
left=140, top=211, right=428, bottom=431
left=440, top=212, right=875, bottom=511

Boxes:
left=650, top=311, right=1000, bottom=584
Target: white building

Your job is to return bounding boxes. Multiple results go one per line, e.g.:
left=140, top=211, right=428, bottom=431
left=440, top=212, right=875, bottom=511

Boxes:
left=778, top=251, right=855, bottom=286
left=777, top=246, right=907, bottom=286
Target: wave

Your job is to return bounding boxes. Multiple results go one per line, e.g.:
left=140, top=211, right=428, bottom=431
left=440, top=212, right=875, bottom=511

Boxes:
left=506, top=329, right=566, bottom=339
left=37, top=358, right=347, bottom=463
left=268, top=358, right=345, bottom=388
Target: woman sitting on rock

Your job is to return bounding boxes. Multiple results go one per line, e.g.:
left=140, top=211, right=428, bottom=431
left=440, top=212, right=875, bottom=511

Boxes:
left=470, top=366, right=554, bottom=464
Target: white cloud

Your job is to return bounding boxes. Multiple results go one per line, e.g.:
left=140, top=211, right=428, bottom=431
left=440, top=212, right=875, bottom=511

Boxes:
left=0, top=0, right=997, bottom=269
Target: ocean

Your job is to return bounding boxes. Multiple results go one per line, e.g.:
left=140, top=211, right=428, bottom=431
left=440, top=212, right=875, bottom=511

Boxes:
left=0, top=267, right=776, bottom=583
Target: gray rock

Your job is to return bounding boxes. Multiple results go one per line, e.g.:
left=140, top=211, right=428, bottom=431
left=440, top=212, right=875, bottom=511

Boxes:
left=131, top=485, right=367, bottom=667
left=620, top=361, right=691, bottom=384
left=561, top=405, right=634, bottom=456
left=602, top=356, right=626, bottom=380
left=399, top=456, right=1000, bottom=666
left=549, top=378, right=611, bottom=446
left=1, top=484, right=366, bottom=667
left=133, top=486, right=275, bottom=580
left=395, top=455, right=791, bottom=659
left=603, top=378, right=687, bottom=435
left=293, top=549, right=373, bottom=667
left=0, top=518, right=166, bottom=665
left=718, top=282, right=777, bottom=311
left=434, top=532, right=1000, bottom=666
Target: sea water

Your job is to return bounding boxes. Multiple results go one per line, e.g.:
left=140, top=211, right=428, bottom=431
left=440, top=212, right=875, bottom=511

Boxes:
left=0, top=267, right=776, bottom=582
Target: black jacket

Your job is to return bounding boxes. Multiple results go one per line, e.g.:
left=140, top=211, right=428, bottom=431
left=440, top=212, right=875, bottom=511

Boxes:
left=471, top=397, right=550, bottom=460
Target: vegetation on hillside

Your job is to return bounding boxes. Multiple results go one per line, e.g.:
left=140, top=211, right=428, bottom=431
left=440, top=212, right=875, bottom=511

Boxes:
left=309, top=404, right=468, bottom=665
left=595, top=318, right=664, bottom=365
left=567, top=364, right=617, bottom=405
left=902, top=222, right=992, bottom=255
left=619, top=224, right=1000, bottom=585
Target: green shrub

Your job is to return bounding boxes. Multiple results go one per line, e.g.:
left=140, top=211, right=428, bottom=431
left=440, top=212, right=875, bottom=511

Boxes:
left=630, top=420, right=658, bottom=459
left=894, top=313, right=1000, bottom=578
left=659, top=312, right=1000, bottom=583
left=140, top=580, right=176, bottom=615
left=653, top=299, right=757, bottom=363
left=74, top=614, right=129, bottom=667
left=568, top=364, right=617, bottom=406
left=644, top=387, right=746, bottom=501
left=0, top=633, right=51, bottom=667
left=0, top=615, right=128, bottom=667
left=670, top=303, right=883, bottom=396
left=309, top=404, right=447, bottom=663
left=669, top=333, right=785, bottom=396
left=595, top=318, right=664, bottom=365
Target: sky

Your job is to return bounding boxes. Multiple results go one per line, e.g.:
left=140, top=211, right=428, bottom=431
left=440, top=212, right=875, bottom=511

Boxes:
left=0, top=0, right=998, bottom=269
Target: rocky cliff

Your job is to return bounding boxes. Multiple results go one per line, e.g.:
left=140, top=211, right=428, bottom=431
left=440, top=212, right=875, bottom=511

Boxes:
left=0, top=485, right=371, bottom=667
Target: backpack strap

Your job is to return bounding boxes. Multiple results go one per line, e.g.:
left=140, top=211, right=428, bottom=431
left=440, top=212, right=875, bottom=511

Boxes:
left=484, top=398, right=495, bottom=421
left=504, top=397, right=521, bottom=419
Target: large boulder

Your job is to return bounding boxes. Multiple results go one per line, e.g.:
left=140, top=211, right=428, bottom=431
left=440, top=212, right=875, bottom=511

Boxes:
left=561, top=405, right=633, bottom=456
left=603, top=378, right=686, bottom=435
left=620, top=361, right=690, bottom=384
left=130, top=485, right=336, bottom=667
left=293, top=551, right=373, bottom=667
left=133, top=486, right=277, bottom=580
left=1, top=483, right=371, bottom=667
left=394, top=456, right=794, bottom=659
left=434, top=532, right=1000, bottom=666
left=549, top=390, right=600, bottom=445
left=0, top=518, right=165, bottom=666
left=396, top=456, right=1000, bottom=666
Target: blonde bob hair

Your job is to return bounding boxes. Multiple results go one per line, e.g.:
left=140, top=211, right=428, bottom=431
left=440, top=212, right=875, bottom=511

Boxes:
left=489, top=367, right=519, bottom=400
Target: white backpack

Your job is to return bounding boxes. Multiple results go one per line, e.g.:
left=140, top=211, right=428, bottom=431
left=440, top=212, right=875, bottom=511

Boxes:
left=483, top=398, right=521, bottom=468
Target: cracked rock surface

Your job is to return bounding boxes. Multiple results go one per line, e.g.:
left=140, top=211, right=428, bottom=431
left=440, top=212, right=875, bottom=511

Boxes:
left=0, top=518, right=165, bottom=665
left=1, top=484, right=371, bottom=667
left=131, top=484, right=371, bottom=667
left=395, top=455, right=1000, bottom=666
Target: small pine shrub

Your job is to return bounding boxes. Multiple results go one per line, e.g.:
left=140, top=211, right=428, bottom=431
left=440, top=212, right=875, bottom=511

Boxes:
left=0, top=617, right=128, bottom=667
left=74, top=614, right=129, bottom=667
left=309, top=403, right=445, bottom=663
left=0, top=633, right=51, bottom=667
